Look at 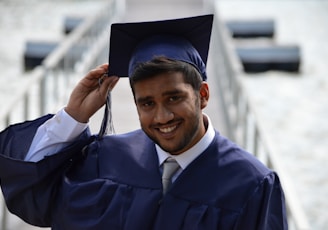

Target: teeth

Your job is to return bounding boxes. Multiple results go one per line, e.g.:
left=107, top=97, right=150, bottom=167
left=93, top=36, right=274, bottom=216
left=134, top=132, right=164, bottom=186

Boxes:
left=159, top=126, right=176, bottom=133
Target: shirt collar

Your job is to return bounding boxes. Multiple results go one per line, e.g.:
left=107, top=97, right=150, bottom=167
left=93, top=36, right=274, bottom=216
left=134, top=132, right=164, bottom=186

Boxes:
left=157, top=113, right=215, bottom=169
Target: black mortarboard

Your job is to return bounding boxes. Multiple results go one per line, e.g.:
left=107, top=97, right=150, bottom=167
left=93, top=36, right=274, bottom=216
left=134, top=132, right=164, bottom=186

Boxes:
left=108, top=14, right=213, bottom=81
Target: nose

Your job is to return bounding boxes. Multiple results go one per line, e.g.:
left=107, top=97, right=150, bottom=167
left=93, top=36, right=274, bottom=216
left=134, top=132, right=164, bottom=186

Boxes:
left=154, top=105, right=174, bottom=124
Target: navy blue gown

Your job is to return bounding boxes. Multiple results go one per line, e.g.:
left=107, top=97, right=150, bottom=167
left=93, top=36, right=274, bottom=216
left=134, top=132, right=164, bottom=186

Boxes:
left=0, top=115, right=288, bottom=229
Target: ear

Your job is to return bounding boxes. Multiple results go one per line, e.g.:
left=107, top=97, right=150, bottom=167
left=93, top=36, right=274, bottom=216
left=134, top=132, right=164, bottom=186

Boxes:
left=199, top=82, right=209, bottom=109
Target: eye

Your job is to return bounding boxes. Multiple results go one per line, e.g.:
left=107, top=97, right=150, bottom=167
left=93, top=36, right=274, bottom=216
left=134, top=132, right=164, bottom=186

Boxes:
left=169, top=95, right=181, bottom=102
left=140, top=101, right=154, bottom=108
left=144, top=101, right=154, bottom=106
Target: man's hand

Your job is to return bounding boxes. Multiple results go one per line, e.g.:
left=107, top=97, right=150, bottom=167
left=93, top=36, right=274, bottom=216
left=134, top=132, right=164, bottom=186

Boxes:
left=65, top=64, right=119, bottom=123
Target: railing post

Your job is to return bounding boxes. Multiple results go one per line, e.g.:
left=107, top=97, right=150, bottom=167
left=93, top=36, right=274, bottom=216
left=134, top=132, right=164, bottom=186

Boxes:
left=253, top=126, right=259, bottom=156
left=242, top=103, right=248, bottom=149
left=40, top=70, right=47, bottom=116
left=24, top=93, right=29, bottom=120
left=1, top=199, right=7, bottom=230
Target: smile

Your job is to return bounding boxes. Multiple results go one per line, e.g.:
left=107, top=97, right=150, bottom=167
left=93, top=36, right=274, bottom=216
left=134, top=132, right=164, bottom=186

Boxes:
left=159, top=125, right=177, bottom=133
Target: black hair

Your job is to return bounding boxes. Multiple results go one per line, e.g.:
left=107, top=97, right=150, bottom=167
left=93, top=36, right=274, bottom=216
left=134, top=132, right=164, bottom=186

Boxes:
left=129, top=56, right=203, bottom=94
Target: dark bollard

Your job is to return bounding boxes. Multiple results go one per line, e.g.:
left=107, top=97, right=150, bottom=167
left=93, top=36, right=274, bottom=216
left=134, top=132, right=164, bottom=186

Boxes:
left=225, top=19, right=275, bottom=38
left=24, top=41, right=58, bottom=71
left=236, top=46, right=301, bottom=73
left=64, top=16, right=85, bottom=34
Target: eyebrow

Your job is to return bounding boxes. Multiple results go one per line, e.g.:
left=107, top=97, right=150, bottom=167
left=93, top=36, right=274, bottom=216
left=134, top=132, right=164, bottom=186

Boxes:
left=136, top=96, right=153, bottom=105
left=162, top=89, right=184, bottom=97
left=136, top=89, right=184, bottom=104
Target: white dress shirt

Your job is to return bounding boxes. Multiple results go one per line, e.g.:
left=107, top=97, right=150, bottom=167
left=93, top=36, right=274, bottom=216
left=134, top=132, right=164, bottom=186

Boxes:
left=25, top=109, right=88, bottom=162
left=156, top=115, right=215, bottom=181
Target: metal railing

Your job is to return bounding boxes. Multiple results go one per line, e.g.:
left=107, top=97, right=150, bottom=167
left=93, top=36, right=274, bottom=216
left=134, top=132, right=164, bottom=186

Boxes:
left=211, top=9, right=311, bottom=230
left=0, top=1, right=123, bottom=229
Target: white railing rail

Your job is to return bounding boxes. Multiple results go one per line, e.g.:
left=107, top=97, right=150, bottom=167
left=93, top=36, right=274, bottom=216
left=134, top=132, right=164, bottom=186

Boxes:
left=211, top=11, right=311, bottom=230
left=0, top=1, right=123, bottom=229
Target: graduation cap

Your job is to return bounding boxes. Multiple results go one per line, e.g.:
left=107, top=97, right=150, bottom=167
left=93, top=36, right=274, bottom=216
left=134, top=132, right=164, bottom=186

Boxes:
left=108, top=14, right=214, bottom=81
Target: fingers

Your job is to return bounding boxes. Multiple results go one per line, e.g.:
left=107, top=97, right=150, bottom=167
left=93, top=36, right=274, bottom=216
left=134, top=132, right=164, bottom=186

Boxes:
left=86, top=63, right=120, bottom=85
left=87, top=64, right=109, bottom=81
left=66, top=65, right=119, bottom=122
left=81, top=64, right=115, bottom=90
left=91, top=63, right=119, bottom=92
left=89, top=63, right=119, bottom=100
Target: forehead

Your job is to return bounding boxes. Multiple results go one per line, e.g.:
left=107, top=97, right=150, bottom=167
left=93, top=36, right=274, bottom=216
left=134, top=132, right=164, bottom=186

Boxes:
left=133, top=72, right=191, bottom=98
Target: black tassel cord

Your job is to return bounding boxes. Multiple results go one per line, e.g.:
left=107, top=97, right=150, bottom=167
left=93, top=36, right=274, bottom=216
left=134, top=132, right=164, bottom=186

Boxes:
left=98, top=92, right=115, bottom=138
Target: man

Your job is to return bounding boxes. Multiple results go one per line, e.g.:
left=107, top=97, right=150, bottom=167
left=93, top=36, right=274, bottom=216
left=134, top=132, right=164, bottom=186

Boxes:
left=0, top=15, right=288, bottom=229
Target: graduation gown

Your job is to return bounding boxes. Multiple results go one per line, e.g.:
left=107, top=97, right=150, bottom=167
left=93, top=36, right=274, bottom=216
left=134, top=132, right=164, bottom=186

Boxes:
left=0, top=115, right=288, bottom=230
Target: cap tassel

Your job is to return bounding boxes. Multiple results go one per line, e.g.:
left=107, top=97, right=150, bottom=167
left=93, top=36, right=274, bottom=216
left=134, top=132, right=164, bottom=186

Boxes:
left=98, top=92, right=115, bottom=138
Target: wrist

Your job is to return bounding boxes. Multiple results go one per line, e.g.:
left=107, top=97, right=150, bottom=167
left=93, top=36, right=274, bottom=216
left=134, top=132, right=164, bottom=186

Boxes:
left=64, top=107, right=89, bottom=123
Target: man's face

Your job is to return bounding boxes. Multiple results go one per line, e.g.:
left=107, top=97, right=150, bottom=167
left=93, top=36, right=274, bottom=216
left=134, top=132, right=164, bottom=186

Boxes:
left=133, top=72, right=208, bottom=155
